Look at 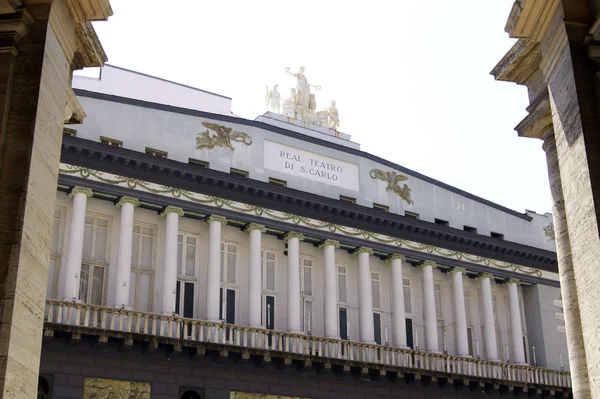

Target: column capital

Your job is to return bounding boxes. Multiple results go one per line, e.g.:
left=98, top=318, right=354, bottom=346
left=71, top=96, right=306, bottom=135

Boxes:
left=319, top=239, right=340, bottom=249
left=503, top=278, right=521, bottom=285
left=206, top=215, right=227, bottom=225
left=161, top=206, right=184, bottom=217
left=418, top=260, right=437, bottom=269
left=244, top=223, right=266, bottom=233
left=283, top=232, right=304, bottom=241
left=475, top=272, right=494, bottom=281
left=386, top=254, right=406, bottom=263
left=68, top=186, right=93, bottom=198
left=353, top=247, right=374, bottom=256
left=116, top=196, right=140, bottom=208
left=448, top=267, right=467, bottom=275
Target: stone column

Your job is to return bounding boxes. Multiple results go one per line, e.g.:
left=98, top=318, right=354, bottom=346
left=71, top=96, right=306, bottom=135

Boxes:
left=321, top=239, right=340, bottom=338
left=160, top=206, right=184, bottom=315
left=505, top=278, right=526, bottom=364
left=419, top=260, right=439, bottom=352
left=356, top=247, right=375, bottom=343
left=543, top=132, right=590, bottom=393
left=114, top=197, right=140, bottom=308
left=206, top=215, right=227, bottom=322
left=284, top=232, right=304, bottom=333
left=450, top=267, right=469, bottom=357
left=62, top=187, right=94, bottom=300
left=245, top=223, right=265, bottom=327
left=388, top=254, right=407, bottom=347
left=477, top=273, right=499, bottom=361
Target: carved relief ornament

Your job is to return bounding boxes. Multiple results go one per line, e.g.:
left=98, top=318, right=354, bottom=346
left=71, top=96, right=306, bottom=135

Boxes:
left=196, top=122, right=252, bottom=151
left=83, top=378, right=150, bottom=399
left=369, top=168, right=414, bottom=205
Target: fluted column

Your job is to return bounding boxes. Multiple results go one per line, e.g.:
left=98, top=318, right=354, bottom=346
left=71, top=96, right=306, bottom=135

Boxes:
left=388, top=254, right=407, bottom=347
left=419, top=260, right=439, bottom=352
left=245, top=223, right=266, bottom=327
left=477, top=272, right=499, bottom=361
left=505, top=278, right=526, bottom=364
left=114, top=196, right=140, bottom=308
left=284, top=232, right=304, bottom=333
left=62, top=187, right=94, bottom=300
left=160, top=206, right=184, bottom=315
left=356, top=247, right=375, bottom=343
left=450, top=267, right=469, bottom=357
left=321, top=240, right=340, bottom=338
left=206, top=215, right=227, bottom=321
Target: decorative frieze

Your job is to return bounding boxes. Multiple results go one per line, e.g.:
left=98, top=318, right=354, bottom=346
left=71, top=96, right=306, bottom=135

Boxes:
left=83, top=377, right=150, bottom=398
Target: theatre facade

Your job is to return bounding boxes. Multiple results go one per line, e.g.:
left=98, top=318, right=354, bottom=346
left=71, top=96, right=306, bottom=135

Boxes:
left=40, top=65, right=571, bottom=399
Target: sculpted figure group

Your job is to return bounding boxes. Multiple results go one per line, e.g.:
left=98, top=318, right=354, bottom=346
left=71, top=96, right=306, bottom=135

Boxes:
left=266, top=66, right=340, bottom=129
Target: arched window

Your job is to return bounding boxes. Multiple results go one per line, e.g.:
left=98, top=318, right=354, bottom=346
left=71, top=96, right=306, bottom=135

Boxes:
left=180, top=390, right=202, bottom=399
left=37, top=376, right=51, bottom=399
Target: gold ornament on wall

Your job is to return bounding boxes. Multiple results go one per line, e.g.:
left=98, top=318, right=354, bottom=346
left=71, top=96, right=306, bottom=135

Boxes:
left=230, top=392, right=308, bottom=399
left=369, top=168, right=414, bottom=205
left=196, top=122, right=252, bottom=151
left=83, top=377, right=150, bottom=399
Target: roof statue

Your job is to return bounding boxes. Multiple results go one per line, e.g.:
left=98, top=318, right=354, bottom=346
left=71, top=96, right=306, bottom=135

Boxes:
left=267, top=66, right=340, bottom=130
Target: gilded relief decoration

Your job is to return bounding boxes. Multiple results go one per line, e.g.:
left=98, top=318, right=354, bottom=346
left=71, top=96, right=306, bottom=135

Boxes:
left=230, top=392, right=308, bottom=399
left=196, top=122, right=253, bottom=151
left=544, top=222, right=555, bottom=241
left=83, top=377, right=150, bottom=398
left=59, top=164, right=547, bottom=279
left=369, top=168, right=414, bottom=205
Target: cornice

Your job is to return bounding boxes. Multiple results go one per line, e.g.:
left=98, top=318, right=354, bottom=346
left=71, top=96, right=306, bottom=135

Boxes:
left=59, top=136, right=557, bottom=273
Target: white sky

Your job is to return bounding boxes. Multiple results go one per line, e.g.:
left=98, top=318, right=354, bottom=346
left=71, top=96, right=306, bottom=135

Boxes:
left=86, top=0, right=551, bottom=214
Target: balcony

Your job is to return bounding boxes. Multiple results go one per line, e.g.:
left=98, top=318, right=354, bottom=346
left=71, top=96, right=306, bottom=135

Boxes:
left=43, top=300, right=571, bottom=396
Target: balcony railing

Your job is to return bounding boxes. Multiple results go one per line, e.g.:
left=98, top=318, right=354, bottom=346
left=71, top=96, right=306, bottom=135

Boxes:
left=44, top=300, right=571, bottom=390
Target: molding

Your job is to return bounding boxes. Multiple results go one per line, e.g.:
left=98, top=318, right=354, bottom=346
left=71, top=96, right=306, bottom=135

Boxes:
left=419, top=260, right=437, bottom=269
left=283, top=232, right=304, bottom=241
left=476, top=272, right=494, bottom=281
left=68, top=186, right=93, bottom=198
left=160, top=206, right=184, bottom=217
left=206, top=215, right=227, bottom=225
left=244, top=223, right=266, bottom=233
left=116, top=196, right=140, bottom=208
left=56, top=173, right=561, bottom=288
left=354, top=247, right=374, bottom=256
left=448, top=267, right=467, bottom=275
left=386, top=254, right=406, bottom=263
left=66, top=0, right=113, bottom=24
left=319, top=239, right=340, bottom=249
left=71, top=90, right=533, bottom=222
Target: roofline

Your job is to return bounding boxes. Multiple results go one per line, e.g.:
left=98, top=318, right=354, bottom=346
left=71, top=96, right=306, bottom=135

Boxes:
left=73, top=88, right=534, bottom=222
left=100, top=64, right=233, bottom=100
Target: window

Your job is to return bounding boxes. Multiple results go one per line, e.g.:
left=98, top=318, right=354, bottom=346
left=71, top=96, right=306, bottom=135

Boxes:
left=464, top=225, right=477, bottom=233
left=47, top=208, right=64, bottom=299
left=230, top=168, right=249, bottom=177
left=129, top=223, right=156, bottom=312
left=300, top=257, right=312, bottom=296
left=373, top=203, right=389, bottom=212
left=180, top=388, right=203, bottom=399
left=178, top=233, right=198, bottom=277
left=434, top=218, right=449, bottom=227
left=188, top=158, right=209, bottom=168
left=80, top=214, right=109, bottom=305
left=339, top=195, right=356, bottom=204
left=491, top=231, right=504, bottom=240
left=262, top=250, right=276, bottom=292
left=437, top=320, right=445, bottom=352
left=100, top=136, right=122, bottom=147
left=467, top=327, right=475, bottom=356
left=404, top=211, right=419, bottom=219
left=492, top=295, right=499, bottom=327
left=434, top=283, right=443, bottom=318
left=403, top=278, right=412, bottom=313
left=63, top=127, right=76, bottom=137
left=371, top=272, right=380, bottom=309
left=337, top=265, right=347, bottom=303
left=373, top=313, right=382, bottom=345
left=464, top=290, right=472, bottom=324
left=220, top=242, right=237, bottom=285
left=269, top=177, right=287, bottom=187
left=145, top=147, right=167, bottom=158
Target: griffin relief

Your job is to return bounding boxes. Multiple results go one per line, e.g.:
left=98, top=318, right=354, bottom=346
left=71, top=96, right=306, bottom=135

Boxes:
left=196, top=122, right=252, bottom=151
left=369, top=168, right=414, bottom=205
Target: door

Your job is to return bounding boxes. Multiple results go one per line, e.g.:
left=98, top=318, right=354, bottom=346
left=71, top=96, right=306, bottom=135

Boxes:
left=339, top=308, right=348, bottom=340
left=373, top=313, right=382, bottom=345
left=175, top=281, right=194, bottom=318
left=265, top=295, right=275, bottom=329
left=405, top=318, right=414, bottom=349
left=79, top=264, right=105, bottom=305
left=219, top=288, right=236, bottom=324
